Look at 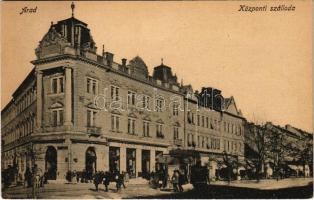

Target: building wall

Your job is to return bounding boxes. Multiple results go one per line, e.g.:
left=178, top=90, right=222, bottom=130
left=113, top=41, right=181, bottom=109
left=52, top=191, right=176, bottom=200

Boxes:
left=185, top=101, right=245, bottom=157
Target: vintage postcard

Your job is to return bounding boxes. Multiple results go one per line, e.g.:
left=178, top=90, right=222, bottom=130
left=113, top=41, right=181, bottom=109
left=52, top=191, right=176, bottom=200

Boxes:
left=1, top=1, right=312, bottom=199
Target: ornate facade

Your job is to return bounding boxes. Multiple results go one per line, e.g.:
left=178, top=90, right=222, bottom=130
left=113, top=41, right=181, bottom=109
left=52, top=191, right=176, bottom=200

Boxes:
left=1, top=9, right=245, bottom=181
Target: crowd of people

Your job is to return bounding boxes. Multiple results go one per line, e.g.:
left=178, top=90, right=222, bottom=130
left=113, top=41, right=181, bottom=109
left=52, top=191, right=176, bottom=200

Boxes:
left=2, top=161, right=211, bottom=195
left=92, top=170, right=128, bottom=192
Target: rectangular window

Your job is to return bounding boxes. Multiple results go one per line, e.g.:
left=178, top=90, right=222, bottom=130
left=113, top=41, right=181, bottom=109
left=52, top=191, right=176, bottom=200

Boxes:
left=86, top=77, right=98, bottom=95
left=51, top=77, right=64, bottom=94
left=59, top=77, right=64, bottom=93
left=128, top=91, right=136, bottom=106
left=52, top=78, right=58, bottom=94
left=173, top=127, right=179, bottom=140
left=143, top=121, right=150, bottom=137
left=217, top=139, right=220, bottom=150
left=192, top=113, right=195, bottom=124
left=156, top=124, right=163, bottom=138
left=111, top=85, right=119, bottom=100
left=111, top=115, right=120, bottom=132
left=116, top=116, right=120, bottom=132
left=201, top=116, right=205, bottom=127
left=111, top=115, right=115, bottom=131
left=197, top=136, right=200, bottom=147
left=143, top=95, right=150, bottom=109
left=206, top=117, right=209, bottom=128
left=173, top=103, right=179, bottom=116
left=197, top=115, right=200, bottom=126
left=156, top=99, right=164, bottom=112
left=128, top=118, right=136, bottom=135
left=87, top=78, right=91, bottom=93
left=187, top=111, right=192, bottom=124
left=52, top=109, right=64, bottom=126
left=227, top=141, right=230, bottom=151
left=52, top=110, right=58, bottom=126
left=87, top=110, right=96, bottom=127
left=210, top=119, right=214, bottom=129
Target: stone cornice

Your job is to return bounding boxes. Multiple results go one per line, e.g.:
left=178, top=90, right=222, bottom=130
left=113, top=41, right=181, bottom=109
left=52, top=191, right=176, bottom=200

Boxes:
left=31, top=54, right=185, bottom=96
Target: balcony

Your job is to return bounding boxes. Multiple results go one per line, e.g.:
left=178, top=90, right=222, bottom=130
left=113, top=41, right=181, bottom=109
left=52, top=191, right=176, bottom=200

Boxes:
left=87, top=126, right=102, bottom=136
left=174, top=139, right=183, bottom=146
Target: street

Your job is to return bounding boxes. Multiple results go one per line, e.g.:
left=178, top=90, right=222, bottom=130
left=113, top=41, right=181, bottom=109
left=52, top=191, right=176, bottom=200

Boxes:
left=2, top=178, right=313, bottom=199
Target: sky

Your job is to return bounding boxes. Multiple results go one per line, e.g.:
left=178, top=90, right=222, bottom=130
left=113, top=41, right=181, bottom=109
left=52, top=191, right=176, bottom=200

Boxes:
left=1, top=1, right=312, bottom=132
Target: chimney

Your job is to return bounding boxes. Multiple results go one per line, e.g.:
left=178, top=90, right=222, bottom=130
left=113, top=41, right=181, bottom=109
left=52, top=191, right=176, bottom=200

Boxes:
left=122, top=58, right=127, bottom=66
left=105, top=52, right=114, bottom=67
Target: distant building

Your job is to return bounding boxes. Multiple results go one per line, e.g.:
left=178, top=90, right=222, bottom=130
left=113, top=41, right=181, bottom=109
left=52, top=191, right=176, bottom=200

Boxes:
left=1, top=5, right=245, bottom=181
left=244, top=122, right=313, bottom=178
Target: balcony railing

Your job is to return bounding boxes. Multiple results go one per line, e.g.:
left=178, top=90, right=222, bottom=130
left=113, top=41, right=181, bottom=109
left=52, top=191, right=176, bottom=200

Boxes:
left=87, top=126, right=102, bottom=136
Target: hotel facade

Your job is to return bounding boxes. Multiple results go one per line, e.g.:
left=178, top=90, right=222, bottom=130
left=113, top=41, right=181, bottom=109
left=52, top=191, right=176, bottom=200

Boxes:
left=1, top=10, right=245, bottom=181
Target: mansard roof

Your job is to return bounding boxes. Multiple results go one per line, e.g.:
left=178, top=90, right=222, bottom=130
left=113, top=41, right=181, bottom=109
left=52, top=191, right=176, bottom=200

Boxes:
left=153, top=63, right=178, bottom=84
left=57, top=17, right=88, bottom=27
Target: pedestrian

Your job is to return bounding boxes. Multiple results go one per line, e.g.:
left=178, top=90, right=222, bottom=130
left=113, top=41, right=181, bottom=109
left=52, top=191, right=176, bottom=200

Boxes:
left=115, top=171, right=121, bottom=191
left=76, top=171, right=80, bottom=183
left=178, top=170, right=184, bottom=192
left=93, top=171, right=102, bottom=191
left=24, top=166, right=32, bottom=188
left=119, top=172, right=126, bottom=189
left=162, top=167, right=168, bottom=188
left=32, top=164, right=39, bottom=198
left=171, top=170, right=179, bottom=192
left=103, top=171, right=110, bottom=192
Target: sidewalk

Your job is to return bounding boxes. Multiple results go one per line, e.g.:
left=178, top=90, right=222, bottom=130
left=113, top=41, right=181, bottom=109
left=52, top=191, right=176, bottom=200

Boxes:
left=210, top=177, right=313, bottom=190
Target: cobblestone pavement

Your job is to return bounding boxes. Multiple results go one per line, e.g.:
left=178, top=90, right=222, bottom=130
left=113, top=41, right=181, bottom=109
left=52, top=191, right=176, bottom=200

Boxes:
left=1, top=178, right=313, bottom=199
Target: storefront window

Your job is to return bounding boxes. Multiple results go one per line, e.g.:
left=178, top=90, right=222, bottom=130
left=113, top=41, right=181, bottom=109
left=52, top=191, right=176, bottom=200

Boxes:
left=126, top=148, right=136, bottom=178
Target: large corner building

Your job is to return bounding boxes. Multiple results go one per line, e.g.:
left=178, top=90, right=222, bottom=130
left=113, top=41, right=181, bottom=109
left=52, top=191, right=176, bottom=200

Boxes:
left=1, top=7, right=245, bottom=181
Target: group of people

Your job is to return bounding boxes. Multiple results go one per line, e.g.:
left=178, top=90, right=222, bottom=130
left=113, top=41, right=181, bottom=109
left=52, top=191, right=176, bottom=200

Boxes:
left=2, top=164, right=46, bottom=191
left=93, top=170, right=127, bottom=192
left=2, top=165, right=18, bottom=189
left=149, top=167, right=187, bottom=193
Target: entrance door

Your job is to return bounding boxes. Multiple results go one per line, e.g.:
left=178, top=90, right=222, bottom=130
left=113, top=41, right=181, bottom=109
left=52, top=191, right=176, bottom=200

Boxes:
left=126, top=148, right=136, bottom=178
left=45, top=146, right=57, bottom=180
left=85, top=147, right=96, bottom=180
left=109, top=147, right=120, bottom=173
left=142, top=150, right=150, bottom=178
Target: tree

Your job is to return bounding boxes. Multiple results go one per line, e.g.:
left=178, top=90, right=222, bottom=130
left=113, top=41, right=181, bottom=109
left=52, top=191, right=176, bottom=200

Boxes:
left=244, top=122, right=267, bottom=181
left=264, top=124, right=291, bottom=180
left=217, top=151, right=240, bottom=183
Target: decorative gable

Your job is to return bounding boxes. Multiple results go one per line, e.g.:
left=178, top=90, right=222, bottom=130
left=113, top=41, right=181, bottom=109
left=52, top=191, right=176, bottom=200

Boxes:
left=35, top=26, right=71, bottom=59
left=173, top=121, right=181, bottom=127
left=156, top=118, right=164, bottom=124
left=86, top=102, right=99, bottom=110
left=128, top=112, right=137, bottom=119
left=111, top=109, right=122, bottom=115
left=49, top=102, right=63, bottom=109
left=142, top=115, right=152, bottom=121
